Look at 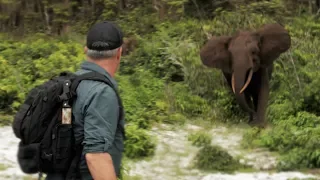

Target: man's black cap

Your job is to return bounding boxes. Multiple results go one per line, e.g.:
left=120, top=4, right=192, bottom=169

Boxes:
left=86, top=21, right=123, bottom=51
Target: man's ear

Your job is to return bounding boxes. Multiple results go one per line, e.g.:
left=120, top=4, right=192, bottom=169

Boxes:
left=84, top=46, right=88, bottom=54
left=116, top=47, right=123, bottom=60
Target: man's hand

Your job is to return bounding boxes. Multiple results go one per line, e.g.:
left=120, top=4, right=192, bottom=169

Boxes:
left=86, top=152, right=117, bottom=180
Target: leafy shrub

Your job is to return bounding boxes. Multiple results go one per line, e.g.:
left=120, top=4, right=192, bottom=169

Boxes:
left=116, top=69, right=169, bottom=129
left=124, top=124, right=156, bottom=159
left=160, top=112, right=187, bottom=125
left=277, top=148, right=320, bottom=171
left=211, top=88, right=247, bottom=123
left=193, top=145, right=244, bottom=172
left=118, top=157, right=144, bottom=180
left=0, top=37, right=84, bottom=111
left=243, top=112, right=320, bottom=170
left=165, top=82, right=212, bottom=118
left=187, top=131, right=212, bottom=147
left=241, top=127, right=263, bottom=149
left=0, top=113, right=13, bottom=126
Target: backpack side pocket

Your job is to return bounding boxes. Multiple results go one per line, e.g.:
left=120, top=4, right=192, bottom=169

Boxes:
left=17, top=142, right=41, bottom=173
left=53, top=124, right=75, bottom=172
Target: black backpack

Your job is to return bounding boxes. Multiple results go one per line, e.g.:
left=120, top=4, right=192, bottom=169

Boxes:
left=12, top=71, right=125, bottom=179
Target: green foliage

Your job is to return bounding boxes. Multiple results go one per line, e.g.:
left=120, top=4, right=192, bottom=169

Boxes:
left=120, top=19, right=206, bottom=80
left=118, top=157, right=143, bottom=180
left=0, top=163, right=8, bottom=171
left=241, top=127, right=263, bottom=149
left=116, top=70, right=166, bottom=129
left=161, top=112, right=187, bottom=125
left=193, top=145, right=244, bottom=172
left=187, top=131, right=212, bottom=147
left=123, top=124, right=156, bottom=159
left=0, top=36, right=84, bottom=111
left=243, top=112, right=320, bottom=170
left=119, top=20, right=216, bottom=120
left=117, top=4, right=159, bottom=36
left=0, top=113, right=13, bottom=127
left=166, top=83, right=212, bottom=117
left=211, top=88, right=247, bottom=123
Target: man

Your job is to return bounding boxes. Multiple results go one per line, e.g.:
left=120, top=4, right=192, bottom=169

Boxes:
left=74, top=21, right=126, bottom=180
left=46, top=21, right=125, bottom=180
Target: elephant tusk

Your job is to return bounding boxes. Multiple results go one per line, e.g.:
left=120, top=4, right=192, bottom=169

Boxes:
left=240, top=68, right=253, bottom=94
left=231, top=73, right=236, bottom=94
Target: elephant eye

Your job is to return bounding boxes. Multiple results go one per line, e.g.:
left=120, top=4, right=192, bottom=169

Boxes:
left=252, top=56, right=260, bottom=65
left=251, top=48, right=259, bottom=55
left=253, top=58, right=257, bottom=63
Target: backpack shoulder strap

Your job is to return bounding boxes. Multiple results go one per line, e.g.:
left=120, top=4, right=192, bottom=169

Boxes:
left=70, top=71, right=115, bottom=92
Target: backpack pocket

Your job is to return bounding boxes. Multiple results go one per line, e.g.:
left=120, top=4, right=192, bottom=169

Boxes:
left=17, top=142, right=41, bottom=173
left=53, top=124, right=75, bottom=171
left=12, top=103, right=31, bottom=140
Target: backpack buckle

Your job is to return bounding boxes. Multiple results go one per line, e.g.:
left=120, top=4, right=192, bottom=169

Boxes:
left=41, top=152, right=53, bottom=161
left=58, top=80, right=72, bottom=103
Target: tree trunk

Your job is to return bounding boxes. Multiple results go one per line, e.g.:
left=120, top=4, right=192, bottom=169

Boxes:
left=61, top=0, right=70, bottom=35
left=119, top=0, right=126, bottom=10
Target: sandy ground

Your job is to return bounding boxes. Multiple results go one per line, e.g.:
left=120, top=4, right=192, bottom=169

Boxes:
left=126, top=123, right=319, bottom=180
left=0, top=124, right=319, bottom=180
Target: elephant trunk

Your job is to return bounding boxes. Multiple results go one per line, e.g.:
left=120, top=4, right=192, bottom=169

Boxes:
left=231, top=68, right=255, bottom=113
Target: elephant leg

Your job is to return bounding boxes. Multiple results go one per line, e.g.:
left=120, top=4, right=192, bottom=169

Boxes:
left=249, top=93, right=259, bottom=126
left=249, top=68, right=270, bottom=128
left=245, top=93, right=255, bottom=123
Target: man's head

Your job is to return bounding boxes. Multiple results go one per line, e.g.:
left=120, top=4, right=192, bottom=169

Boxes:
left=84, top=21, right=124, bottom=71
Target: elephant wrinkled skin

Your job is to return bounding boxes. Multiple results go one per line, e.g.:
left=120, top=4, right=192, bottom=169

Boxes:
left=199, top=23, right=291, bottom=127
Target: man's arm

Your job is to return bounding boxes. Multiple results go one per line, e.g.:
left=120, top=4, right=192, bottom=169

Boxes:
left=81, top=83, right=119, bottom=180
left=85, top=152, right=116, bottom=180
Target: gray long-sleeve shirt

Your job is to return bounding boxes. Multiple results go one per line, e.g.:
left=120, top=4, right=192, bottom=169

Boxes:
left=72, top=61, right=125, bottom=179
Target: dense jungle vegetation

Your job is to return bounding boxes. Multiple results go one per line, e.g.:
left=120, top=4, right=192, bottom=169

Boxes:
left=1, top=0, right=320, bottom=178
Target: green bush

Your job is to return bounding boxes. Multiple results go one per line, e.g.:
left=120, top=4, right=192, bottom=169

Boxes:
left=0, top=37, right=84, bottom=111
left=243, top=112, right=320, bottom=170
left=187, top=131, right=212, bottom=147
left=211, top=88, right=248, bottom=123
left=277, top=148, right=320, bottom=171
left=167, top=113, right=187, bottom=125
left=166, top=83, right=212, bottom=117
left=0, top=113, right=13, bottom=127
left=124, top=124, right=156, bottom=159
left=193, top=145, right=244, bottom=172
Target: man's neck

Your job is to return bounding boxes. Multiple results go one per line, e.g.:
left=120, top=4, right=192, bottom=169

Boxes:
left=87, top=58, right=118, bottom=77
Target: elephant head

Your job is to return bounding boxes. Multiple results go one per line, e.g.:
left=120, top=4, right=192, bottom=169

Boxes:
left=122, top=37, right=137, bottom=56
left=200, top=23, right=291, bottom=113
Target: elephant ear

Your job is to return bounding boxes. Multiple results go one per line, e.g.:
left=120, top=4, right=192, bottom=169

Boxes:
left=257, top=23, right=291, bottom=66
left=199, top=35, right=232, bottom=73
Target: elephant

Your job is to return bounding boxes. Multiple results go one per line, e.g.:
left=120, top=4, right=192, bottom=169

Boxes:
left=199, top=23, right=291, bottom=127
left=122, top=37, right=137, bottom=56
